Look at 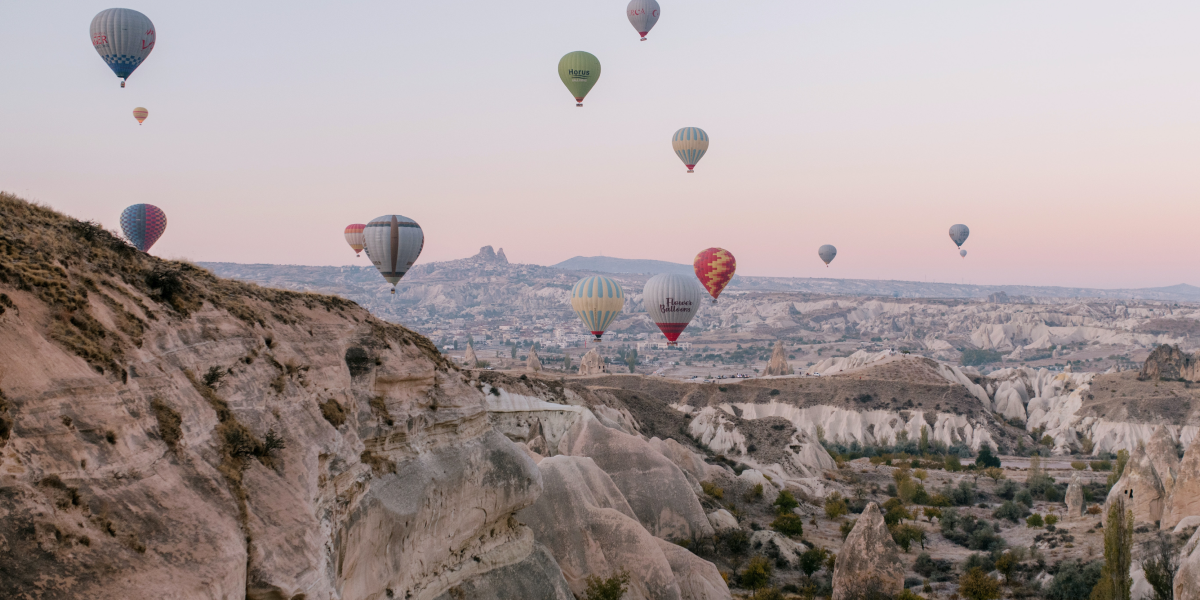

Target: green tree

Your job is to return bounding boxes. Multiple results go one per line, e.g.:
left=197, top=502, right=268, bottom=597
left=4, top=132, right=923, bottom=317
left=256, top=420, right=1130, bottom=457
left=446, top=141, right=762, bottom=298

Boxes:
left=919, top=425, right=930, bottom=454
left=1091, top=498, right=1133, bottom=600
left=563, top=353, right=572, bottom=371
left=1141, top=534, right=1180, bottom=600
left=740, top=555, right=774, bottom=590
left=510, top=344, right=517, bottom=359
left=799, top=546, right=828, bottom=577
left=959, top=567, right=1002, bottom=600
left=945, top=454, right=963, bottom=472
left=583, top=570, right=631, bottom=600
left=774, top=490, right=799, bottom=514
left=975, top=445, right=1002, bottom=469
left=840, top=519, right=856, bottom=540
left=825, top=493, right=849, bottom=520
left=772, top=513, right=804, bottom=537
left=625, top=348, right=638, bottom=373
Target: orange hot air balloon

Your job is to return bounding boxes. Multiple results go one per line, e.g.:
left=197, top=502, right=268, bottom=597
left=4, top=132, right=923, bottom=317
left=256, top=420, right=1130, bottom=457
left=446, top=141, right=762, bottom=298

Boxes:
left=694, top=247, right=736, bottom=303
left=344, top=224, right=365, bottom=257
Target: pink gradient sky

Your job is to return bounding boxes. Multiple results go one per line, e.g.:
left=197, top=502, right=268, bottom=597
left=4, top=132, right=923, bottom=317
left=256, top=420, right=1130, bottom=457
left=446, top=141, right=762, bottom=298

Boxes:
left=2, top=1, right=1198, bottom=289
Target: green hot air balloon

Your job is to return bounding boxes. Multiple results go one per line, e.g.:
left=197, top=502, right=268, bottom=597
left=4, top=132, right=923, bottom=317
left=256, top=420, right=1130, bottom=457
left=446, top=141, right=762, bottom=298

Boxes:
left=558, top=51, right=601, bottom=107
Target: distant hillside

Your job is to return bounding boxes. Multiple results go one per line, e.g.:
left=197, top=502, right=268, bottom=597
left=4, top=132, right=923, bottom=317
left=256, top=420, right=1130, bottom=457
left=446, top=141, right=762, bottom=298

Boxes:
left=551, top=256, right=695, bottom=276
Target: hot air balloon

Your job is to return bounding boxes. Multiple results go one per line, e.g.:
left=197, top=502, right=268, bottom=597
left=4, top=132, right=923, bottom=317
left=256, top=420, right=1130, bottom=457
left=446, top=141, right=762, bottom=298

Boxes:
left=949, top=224, right=970, bottom=248
left=960, top=249, right=968, bottom=258
left=672, top=128, right=709, bottom=173
left=627, top=0, right=661, bottom=41
left=694, top=248, right=735, bottom=303
left=344, top=224, right=365, bottom=257
left=818, top=245, right=837, bottom=267
left=558, top=51, right=601, bottom=107
left=363, top=215, right=424, bottom=294
left=90, top=9, right=156, bottom=88
left=644, top=273, right=702, bottom=346
left=133, top=107, right=148, bottom=124
left=119, top=203, right=167, bottom=252
left=570, top=276, right=625, bottom=342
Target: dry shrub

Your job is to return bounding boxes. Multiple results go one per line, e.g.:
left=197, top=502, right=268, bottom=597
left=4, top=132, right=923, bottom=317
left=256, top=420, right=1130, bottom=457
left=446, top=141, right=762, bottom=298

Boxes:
left=151, top=397, right=182, bottom=450
left=361, top=450, right=396, bottom=475
left=370, top=396, right=394, bottom=426
left=319, top=398, right=347, bottom=428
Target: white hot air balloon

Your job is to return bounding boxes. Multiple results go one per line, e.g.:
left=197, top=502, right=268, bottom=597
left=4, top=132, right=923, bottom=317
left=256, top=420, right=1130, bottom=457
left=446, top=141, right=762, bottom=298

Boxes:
left=818, top=244, right=837, bottom=267
left=644, top=273, right=702, bottom=346
left=949, top=224, right=970, bottom=248
left=672, top=127, right=709, bottom=173
left=363, top=215, right=424, bottom=294
left=627, top=0, right=661, bottom=41
left=90, top=9, right=156, bottom=88
left=960, top=249, right=967, bottom=258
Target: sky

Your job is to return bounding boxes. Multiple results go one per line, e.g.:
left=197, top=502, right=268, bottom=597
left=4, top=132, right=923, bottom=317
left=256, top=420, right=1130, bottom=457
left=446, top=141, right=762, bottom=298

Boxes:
left=2, top=1, right=1198, bottom=289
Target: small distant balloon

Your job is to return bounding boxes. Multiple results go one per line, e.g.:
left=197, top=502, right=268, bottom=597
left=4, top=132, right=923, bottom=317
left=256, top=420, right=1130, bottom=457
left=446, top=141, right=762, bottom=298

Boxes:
left=694, top=248, right=736, bottom=303
left=818, top=244, right=837, bottom=267
left=344, top=224, right=365, bottom=257
left=627, top=0, right=661, bottom=41
left=949, top=224, right=970, bottom=248
left=672, top=127, right=709, bottom=173
left=133, top=107, right=148, bottom=124
left=570, top=276, right=625, bottom=342
left=363, top=215, right=424, bottom=294
left=90, top=8, right=156, bottom=88
left=119, top=203, right=167, bottom=252
left=558, top=51, right=601, bottom=107
left=960, top=249, right=968, bottom=258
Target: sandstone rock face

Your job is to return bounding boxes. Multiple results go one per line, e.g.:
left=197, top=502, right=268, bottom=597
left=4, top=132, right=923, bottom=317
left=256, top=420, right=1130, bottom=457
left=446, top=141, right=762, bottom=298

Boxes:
left=832, top=503, right=905, bottom=600
left=1066, top=473, right=1085, bottom=520
left=519, top=455, right=730, bottom=600
left=1165, top=436, right=1200, bottom=530
left=1105, top=444, right=1166, bottom=527
left=464, top=343, right=478, bottom=367
left=762, top=340, right=794, bottom=376
left=707, top=509, right=739, bottom=531
left=431, top=539, right=573, bottom=600
left=527, top=347, right=542, bottom=372
left=1175, top=526, right=1200, bottom=600
left=559, top=413, right=714, bottom=540
left=578, top=348, right=608, bottom=376
left=0, top=196, right=564, bottom=599
left=1145, top=426, right=1181, bottom=497
left=750, top=530, right=805, bottom=569
left=1139, top=344, right=1200, bottom=382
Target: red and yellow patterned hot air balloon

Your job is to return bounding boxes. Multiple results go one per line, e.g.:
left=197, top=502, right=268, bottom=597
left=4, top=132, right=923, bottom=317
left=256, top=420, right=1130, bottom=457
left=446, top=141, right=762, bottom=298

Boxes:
left=344, top=224, right=365, bottom=257
left=693, top=247, right=736, bottom=303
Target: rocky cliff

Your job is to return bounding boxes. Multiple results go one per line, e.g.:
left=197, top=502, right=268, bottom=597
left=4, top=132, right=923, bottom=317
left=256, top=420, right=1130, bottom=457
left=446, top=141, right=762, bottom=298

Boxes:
left=0, top=194, right=567, bottom=599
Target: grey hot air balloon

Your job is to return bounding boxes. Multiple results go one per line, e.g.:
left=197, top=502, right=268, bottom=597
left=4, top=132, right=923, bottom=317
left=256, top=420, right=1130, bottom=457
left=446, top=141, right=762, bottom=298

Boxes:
left=949, top=224, right=970, bottom=248
left=818, top=244, right=837, bottom=267
left=363, top=215, right=424, bottom=294
left=644, top=273, right=702, bottom=346
left=960, top=249, right=967, bottom=258
left=90, top=9, right=156, bottom=88
left=627, top=0, right=661, bottom=41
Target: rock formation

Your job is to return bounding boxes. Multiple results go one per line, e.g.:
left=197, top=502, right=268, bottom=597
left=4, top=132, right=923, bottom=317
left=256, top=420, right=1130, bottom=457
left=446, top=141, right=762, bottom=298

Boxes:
left=496, top=248, right=509, bottom=264
left=1139, top=344, right=1200, bottom=382
left=527, top=346, right=542, bottom=372
left=473, top=245, right=509, bottom=264
left=1145, top=426, right=1181, bottom=497
left=1176, top=527, right=1200, bottom=600
left=762, top=340, right=794, bottom=376
left=577, top=348, right=608, bottom=376
left=1105, top=444, right=1166, bottom=526
left=1066, top=473, right=1084, bottom=520
left=1165, top=436, right=1200, bottom=530
left=832, top=503, right=905, bottom=600
left=0, top=195, right=567, bottom=598
left=464, top=342, right=479, bottom=367
left=707, top=509, right=739, bottom=531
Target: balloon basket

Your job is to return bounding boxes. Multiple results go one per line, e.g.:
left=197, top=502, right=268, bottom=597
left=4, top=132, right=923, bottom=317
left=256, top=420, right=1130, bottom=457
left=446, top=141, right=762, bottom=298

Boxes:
left=576, top=103, right=583, bottom=107
left=390, top=289, right=395, bottom=295
left=641, top=37, right=647, bottom=41
left=120, top=80, right=126, bottom=88
left=686, top=169, right=694, bottom=173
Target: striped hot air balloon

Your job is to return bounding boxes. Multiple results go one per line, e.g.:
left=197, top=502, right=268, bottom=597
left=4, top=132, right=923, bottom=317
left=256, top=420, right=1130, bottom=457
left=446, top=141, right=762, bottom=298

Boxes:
left=119, top=203, right=167, bottom=252
left=644, top=273, right=702, bottom=345
left=627, top=0, right=661, bottom=41
left=818, top=244, right=837, bottom=267
left=558, top=51, right=601, bottom=107
left=133, top=107, right=148, bottom=124
left=694, top=248, right=736, bottom=303
left=363, top=215, right=424, bottom=294
left=672, top=127, right=709, bottom=173
left=344, top=224, right=365, bottom=257
left=90, top=9, right=156, bottom=88
left=570, top=276, right=625, bottom=342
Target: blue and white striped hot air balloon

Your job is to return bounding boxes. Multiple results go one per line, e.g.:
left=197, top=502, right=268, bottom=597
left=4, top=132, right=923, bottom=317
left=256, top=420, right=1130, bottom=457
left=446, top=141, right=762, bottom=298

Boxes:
left=672, top=127, right=709, bottom=173
left=570, top=276, right=625, bottom=342
left=90, top=9, right=156, bottom=88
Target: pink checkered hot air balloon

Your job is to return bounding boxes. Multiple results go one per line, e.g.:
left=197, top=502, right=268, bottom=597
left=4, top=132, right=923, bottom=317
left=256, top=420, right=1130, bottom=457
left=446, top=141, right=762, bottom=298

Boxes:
left=120, top=204, right=167, bottom=252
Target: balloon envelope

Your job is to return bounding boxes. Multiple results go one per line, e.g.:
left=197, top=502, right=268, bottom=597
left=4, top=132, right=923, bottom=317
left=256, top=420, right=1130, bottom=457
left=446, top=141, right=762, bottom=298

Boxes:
left=644, top=273, right=702, bottom=344
left=818, top=244, right=837, bottom=266
left=363, top=215, right=424, bottom=292
left=91, top=9, right=156, bottom=87
left=949, top=224, right=970, bottom=248
left=627, top=0, right=661, bottom=40
left=960, top=249, right=968, bottom=258
left=344, top=224, right=365, bottom=256
left=558, top=51, right=601, bottom=106
left=672, top=128, right=709, bottom=173
left=120, top=203, right=167, bottom=252
left=694, top=248, right=736, bottom=302
left=570, top=276, right=625, bottom=341
left=133, top=107, right=148, bottom=124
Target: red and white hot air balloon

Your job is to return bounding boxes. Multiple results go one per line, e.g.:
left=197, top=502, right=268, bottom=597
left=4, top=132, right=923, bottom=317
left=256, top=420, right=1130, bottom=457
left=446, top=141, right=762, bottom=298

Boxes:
left=627, top=0, right=661, bottom=41
left=344, top=224, right=365, bottom=257
left=644, top=273, right=702, bottom=346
